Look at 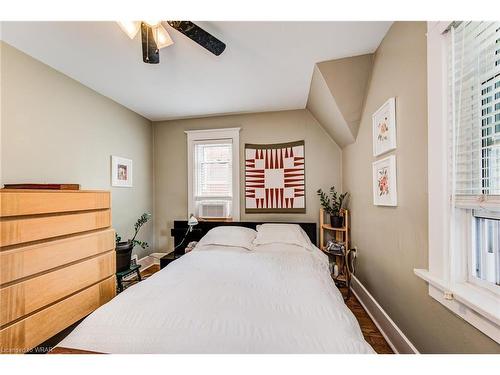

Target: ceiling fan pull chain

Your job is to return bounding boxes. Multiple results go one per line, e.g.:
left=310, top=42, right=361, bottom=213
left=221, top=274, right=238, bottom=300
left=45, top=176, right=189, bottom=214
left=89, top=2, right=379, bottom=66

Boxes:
left=154, top=27, right=159, bottom=54
left=145, top=26, right=149, bottom=62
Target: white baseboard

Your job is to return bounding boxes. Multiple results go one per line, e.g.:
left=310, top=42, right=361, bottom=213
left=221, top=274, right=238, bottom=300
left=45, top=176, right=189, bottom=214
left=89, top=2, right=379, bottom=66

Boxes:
left=350, top=275, right=419, bottom=354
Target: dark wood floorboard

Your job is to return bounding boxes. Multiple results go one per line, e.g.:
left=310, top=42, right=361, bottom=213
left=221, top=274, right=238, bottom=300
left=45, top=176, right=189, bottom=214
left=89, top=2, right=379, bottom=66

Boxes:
left=339, top=287, right=394, bottom=354
left=141, top=264, right=160, bottom=278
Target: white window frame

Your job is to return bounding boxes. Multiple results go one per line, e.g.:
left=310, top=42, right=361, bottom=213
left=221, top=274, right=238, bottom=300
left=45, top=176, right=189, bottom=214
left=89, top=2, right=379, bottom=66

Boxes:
left=186, top=128, right=241, bottom=221
left=414, top=22, right=500, bottom=343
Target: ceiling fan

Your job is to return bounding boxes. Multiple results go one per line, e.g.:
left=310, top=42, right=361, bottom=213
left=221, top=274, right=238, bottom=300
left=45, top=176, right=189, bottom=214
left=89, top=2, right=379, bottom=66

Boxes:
left=117, top=21, right=226, bottom=64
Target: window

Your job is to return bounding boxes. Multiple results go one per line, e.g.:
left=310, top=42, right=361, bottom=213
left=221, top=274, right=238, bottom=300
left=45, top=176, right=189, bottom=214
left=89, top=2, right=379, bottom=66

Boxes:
left=450, top=21, right=500, bottom=292
left=186, top=128, right=240, bottom=220
left=194, top=140, right=233, bottom=216
left=415, top=22, right=500, bottom=344
left=195, top=141, right=232, bottom=197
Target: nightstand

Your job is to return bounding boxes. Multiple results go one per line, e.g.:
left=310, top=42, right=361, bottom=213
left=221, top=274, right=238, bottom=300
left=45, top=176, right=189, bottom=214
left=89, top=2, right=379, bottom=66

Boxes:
left=160, top=253, right=182, bottom=269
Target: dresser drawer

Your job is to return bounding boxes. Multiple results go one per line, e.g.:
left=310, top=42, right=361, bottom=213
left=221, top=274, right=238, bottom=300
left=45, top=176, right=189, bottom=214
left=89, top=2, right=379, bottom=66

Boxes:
left=0, top=276, right=115, bottom=354
left=0, top=209, right=111, bottom=247
left=0, top=229, right=115, bottom=285
left=0, top=251, right=115, bottom=326
left=0, top=190, right=110, bottom=217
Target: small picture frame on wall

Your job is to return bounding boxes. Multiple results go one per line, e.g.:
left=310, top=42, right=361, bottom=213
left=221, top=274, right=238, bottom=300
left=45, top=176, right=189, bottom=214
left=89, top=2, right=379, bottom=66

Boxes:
left=372, top=97, right=396, bottom=156
left=372, top=155, right=397, bottom=206
left=111, top=156, right=133, bottom=187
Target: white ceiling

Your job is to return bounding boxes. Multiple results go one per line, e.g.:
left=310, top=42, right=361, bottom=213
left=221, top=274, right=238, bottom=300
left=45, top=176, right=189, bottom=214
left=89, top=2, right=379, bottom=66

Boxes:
left=1, top=21, right=391, bottom=121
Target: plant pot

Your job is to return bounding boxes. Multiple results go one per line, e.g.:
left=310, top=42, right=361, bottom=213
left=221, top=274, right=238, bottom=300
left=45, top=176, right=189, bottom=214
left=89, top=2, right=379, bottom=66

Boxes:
left=330, top=215, right=344, bottom=228
left=115, top=241, right=134, bottom=272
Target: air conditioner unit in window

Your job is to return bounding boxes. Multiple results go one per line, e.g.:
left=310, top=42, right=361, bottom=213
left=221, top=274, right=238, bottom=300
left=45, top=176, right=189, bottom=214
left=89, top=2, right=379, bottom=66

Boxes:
left=197, top=201, right=231, bottom=219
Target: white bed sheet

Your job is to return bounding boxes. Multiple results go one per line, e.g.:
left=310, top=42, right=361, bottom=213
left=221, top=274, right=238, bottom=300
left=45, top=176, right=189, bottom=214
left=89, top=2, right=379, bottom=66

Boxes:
left=57, top=243, right=374, bottom=353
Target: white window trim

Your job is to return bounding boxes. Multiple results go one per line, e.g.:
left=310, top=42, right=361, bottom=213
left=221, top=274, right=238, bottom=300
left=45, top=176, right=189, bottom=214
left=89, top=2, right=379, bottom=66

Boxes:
left=185, top=128, right=241, bottom=221
left=414, top=22, right=500, bottom=343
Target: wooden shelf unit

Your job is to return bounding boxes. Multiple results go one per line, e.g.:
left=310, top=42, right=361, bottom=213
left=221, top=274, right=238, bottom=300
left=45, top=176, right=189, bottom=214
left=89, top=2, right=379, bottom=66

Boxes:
left=319, top=208, right=351, bottom=293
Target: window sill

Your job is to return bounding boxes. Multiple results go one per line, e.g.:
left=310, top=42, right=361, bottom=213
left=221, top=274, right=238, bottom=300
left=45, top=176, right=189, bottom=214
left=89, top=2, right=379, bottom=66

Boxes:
left=414, top=268, right=500, bottom=343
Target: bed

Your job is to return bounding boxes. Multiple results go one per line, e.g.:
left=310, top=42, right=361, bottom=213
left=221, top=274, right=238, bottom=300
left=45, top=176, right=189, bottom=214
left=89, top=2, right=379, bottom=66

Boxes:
left=53, top=223, right=374, bottom=354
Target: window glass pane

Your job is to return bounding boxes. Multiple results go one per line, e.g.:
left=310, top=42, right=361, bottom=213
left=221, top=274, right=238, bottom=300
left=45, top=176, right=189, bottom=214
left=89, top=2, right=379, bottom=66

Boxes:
left=194, top=142, right=232, bottom=197
left=474, top=215, right=500, bottom=286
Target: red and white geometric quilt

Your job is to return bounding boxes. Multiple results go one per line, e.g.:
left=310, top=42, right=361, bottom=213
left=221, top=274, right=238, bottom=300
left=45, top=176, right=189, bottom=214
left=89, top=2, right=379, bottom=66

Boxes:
left=245, top=140, right=305, bottom=213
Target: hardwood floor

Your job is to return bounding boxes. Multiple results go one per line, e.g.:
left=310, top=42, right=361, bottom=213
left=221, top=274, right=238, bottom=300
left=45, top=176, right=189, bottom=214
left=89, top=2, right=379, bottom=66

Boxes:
left=339, top=287, right=394, bottom=354
left=141, top=264, right=160, bottom=278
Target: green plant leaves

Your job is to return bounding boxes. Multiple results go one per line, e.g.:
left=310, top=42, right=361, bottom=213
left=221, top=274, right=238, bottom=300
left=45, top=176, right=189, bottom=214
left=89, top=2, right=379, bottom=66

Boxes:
left=116, top=212, right=152, bottom=247
left=317, top=186, right=348, bottom=216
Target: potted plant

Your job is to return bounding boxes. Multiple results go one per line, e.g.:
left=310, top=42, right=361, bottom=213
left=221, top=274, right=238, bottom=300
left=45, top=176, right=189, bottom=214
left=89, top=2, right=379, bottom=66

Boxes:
left=115, top=213, right=151, bottom=272
left=316, top=186, right=348, bottom=228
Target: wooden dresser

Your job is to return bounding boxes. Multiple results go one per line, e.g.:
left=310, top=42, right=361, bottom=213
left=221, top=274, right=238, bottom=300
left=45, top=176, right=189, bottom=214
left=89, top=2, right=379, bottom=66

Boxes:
left=0, top=189, right=116, bottom=353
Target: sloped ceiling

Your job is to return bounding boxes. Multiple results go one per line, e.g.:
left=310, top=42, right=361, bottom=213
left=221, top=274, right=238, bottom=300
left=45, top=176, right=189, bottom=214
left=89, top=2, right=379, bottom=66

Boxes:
left=0, top=21, right=390, bottom=121
left=306, top=54, right=374, bottom=148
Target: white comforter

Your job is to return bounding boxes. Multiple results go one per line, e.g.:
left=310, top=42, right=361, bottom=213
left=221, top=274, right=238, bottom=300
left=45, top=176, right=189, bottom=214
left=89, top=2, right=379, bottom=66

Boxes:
left=57, top=244, right=374, bottom=353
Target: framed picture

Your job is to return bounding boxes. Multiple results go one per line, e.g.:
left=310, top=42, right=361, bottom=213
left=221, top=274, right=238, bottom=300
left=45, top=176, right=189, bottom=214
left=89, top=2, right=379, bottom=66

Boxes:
left=372, top=155, right=397, bottom=206
left=372, top=97, right=396, bottom=156
left=245, top=140, right=305, bottom=213
left=111, top=156, right=133, bottom=187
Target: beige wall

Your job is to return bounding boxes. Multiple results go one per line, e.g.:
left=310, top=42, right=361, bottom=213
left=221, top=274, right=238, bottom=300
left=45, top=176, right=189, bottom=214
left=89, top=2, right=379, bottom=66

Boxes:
left=153, top=109, right=342, bottom=250
left=317, top=54, right=373, bottom=138
left=342, top=22, right=499, bottom=353
left=0, top=42, right=154, bottom=259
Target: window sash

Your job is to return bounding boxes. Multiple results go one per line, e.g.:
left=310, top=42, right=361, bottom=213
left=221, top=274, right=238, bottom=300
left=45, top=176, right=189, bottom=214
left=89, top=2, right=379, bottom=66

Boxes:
left=194, top=140, right=233, bottom=198
left=454, top=194, right=500, bottom=209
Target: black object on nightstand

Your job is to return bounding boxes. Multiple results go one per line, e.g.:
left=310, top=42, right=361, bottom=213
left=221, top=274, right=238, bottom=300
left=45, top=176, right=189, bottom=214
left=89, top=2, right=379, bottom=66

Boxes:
left=160, top=253, right=182, bottom=269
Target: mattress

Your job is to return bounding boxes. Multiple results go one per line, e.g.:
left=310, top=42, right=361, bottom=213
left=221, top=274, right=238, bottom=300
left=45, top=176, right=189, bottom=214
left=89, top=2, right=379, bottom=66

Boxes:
left=56, top=243, right=374, bottom=353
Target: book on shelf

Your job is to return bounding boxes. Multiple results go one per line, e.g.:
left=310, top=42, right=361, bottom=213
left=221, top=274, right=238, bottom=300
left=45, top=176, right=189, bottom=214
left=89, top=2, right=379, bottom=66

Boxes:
left=3, top=183, right=80, bottom=190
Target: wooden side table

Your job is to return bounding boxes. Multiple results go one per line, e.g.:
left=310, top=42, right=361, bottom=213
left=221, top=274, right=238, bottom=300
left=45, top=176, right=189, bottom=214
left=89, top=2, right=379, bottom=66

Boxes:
left=116, top=264, right=142, bottom=292
left=319, top=208, right=352, bottom=298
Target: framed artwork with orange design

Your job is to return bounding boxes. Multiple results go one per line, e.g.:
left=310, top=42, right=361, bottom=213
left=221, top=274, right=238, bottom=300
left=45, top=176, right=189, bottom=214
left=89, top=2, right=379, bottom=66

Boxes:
left=245, top=140, right=305, bottom=213
left=372, top=97, right=396, bottom=156
left=372, top=155, right=397, bottom=206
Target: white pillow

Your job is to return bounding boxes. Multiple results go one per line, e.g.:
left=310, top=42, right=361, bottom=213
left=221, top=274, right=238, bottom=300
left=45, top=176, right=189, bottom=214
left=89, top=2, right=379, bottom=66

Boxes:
left=196, top=226, right=257, bottom=251
left=253, top=224, right=314, bottom=250
left=192, top=244, right=250, bottom=253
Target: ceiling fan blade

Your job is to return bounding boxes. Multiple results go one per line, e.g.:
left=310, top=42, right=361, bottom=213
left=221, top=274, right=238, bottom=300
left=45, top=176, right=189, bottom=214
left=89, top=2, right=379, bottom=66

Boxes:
left=141, top=22, right=160, bottom=64
left=167, top=21, right=226, bottom=56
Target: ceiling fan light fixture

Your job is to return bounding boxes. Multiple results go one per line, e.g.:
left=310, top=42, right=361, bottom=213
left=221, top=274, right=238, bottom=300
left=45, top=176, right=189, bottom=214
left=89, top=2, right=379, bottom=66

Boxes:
left=143, top=20, right=161, bottom=28
left=117, top=21, right=141, bottom=39
left=153, top=25, right=174, bottom=49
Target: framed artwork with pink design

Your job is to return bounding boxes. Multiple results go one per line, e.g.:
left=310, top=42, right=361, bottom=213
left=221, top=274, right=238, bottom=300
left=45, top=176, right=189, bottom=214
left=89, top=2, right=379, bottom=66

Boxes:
left=372, top=155, right=397, bottom=206
left=245, top=140, right=305, bottom=213
left=372, top=97, right=396, bottom=156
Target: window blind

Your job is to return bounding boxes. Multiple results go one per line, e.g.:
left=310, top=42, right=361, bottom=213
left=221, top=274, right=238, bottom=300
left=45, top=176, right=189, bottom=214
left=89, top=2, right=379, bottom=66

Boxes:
left=194, top=140, right=232, bottom=198
left=451, top=21, right=500, bottom=197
